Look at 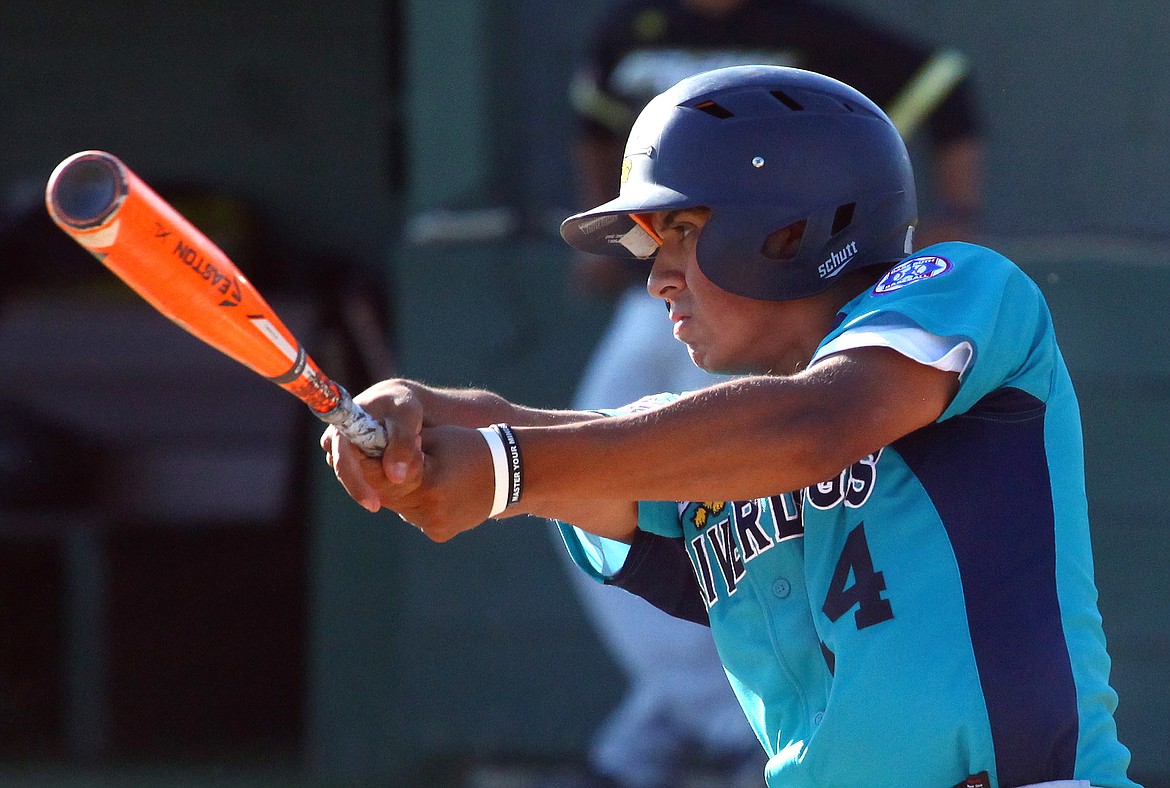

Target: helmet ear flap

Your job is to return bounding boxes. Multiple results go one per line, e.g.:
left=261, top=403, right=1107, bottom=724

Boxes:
left=694, top=205, right=824, bottom=300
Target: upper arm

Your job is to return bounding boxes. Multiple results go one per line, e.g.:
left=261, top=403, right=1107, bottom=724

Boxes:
left=519, top=348, right=961, bottom=506
left=802, top=346, right=960, bottom=473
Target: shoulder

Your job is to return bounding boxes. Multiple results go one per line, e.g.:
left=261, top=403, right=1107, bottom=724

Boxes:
left=781, top=0, right=931, bottom=52
left=869, top=242, right=1023, bottom=297
left=593, top=0, right=681, bottom=37
left=829, top=243, right=1059, bottom=420
left=833, top=242, right=1044, bottom=343
left=577, top=0, right=661, bottom=63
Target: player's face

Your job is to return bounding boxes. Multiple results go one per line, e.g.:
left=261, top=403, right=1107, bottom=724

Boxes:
left=643, top=208, right=816, bottom=375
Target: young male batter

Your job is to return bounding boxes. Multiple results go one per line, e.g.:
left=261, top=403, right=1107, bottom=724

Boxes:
left=323, top=66, right=1136, bottom=787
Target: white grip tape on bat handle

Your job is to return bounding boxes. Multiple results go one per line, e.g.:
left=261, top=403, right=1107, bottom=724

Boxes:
left=318, top=388, right=388, bottom=458
left=341, top=405, right=388, bottom=459
left=477, top=426, right=510, bottom=518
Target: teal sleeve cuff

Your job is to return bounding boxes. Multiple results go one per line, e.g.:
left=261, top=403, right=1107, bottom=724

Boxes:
left=556, top=500, right=683, bottom=581
left=556, top=522, right=632, bottom=582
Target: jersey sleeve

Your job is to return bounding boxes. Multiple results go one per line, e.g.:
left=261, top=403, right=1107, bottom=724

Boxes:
left=558, top=524, right=632, bottom=582
left=820, top=241, right=1058, bottom=421
left=812, top=321, right=973, bottom=375
left=556, top=510, right=708, bottom=626
left=556, top=487, right=685, bottom=581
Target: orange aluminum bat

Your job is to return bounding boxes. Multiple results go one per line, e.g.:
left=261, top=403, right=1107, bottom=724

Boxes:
left=45, top=150, right=387, bottom=457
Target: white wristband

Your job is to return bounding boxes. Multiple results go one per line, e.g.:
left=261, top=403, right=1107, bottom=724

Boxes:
left=477, top=426, right=509, bottom=517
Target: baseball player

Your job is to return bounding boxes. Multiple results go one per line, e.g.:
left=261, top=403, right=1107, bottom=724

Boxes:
left=323, top=66, right=1136, bottom=787
left=564, top=5, right=986, bottom=781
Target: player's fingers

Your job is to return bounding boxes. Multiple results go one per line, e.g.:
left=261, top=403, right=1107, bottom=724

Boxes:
left=320, top=425, right=337, bottom=458
left=380, top=412, right=425, bottom=485
left=329, top=430, right=382, bottom=513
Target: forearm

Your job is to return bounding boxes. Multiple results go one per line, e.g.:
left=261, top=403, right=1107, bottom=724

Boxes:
left=328, top=350, right=953, bottom=540
left=575, top=134, right=624, bottom=207
left=919, top=136, right=983, bottom=243
left=368, top=378, right=593, bottom=429
left=519, top=377, right=841, bottom=505
left=331, top=378, right=638, bottom=538
left=516, top=351, right=955, bottom=506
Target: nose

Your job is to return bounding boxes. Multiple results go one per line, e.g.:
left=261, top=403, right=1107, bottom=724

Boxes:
left=647, top=246, right=685, bottom=301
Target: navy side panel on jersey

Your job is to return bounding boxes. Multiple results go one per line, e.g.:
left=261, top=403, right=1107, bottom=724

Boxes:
left=894, top=387, right=1078, bottom=786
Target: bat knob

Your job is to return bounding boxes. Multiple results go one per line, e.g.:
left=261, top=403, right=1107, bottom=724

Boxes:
left=47, top=151, right=129, bottom=230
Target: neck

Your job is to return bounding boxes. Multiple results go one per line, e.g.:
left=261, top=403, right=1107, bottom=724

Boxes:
left=827, top=267, right=887, bottom=311
left=783, top=269, right=887, bottom=374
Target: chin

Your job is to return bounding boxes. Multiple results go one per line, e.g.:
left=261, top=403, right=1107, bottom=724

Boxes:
left=685, top=345, right=708, bottom=369
left=689, top=349, right=728, bottom=375
left=687, top=343, right=744, bottom=376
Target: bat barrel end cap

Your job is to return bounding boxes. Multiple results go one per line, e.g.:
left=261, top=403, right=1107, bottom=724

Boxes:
left=46, top=151, right=128, bottom=230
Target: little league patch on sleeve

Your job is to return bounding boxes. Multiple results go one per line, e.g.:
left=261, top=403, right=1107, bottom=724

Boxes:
left=873, top=255, right=953, bottom=294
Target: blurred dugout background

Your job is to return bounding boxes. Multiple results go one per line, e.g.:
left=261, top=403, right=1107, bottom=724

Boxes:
left=0, top=1, right=1166, bottom=786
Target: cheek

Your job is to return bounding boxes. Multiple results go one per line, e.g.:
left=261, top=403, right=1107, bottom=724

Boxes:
left=691, top=271, right=750, bottom=320
left=697, top=285, right=773, bottom=353
left=688, top=262, right=731, bottom=307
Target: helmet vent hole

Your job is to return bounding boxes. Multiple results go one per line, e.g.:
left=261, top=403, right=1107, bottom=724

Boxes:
left=831, top=202, right=856, bottom=235
left=761, top=219, right=807, bottom=261
left=770, top=90, right=805, bottom=111
left=695, top=100, right=734, bottom=118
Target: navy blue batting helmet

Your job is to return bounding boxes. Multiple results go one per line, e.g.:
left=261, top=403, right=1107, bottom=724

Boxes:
left=560, top=65, right=917, bottom=301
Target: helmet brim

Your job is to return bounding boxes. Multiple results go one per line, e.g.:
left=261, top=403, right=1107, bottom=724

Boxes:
left=560, top=182, right=697, bottom=258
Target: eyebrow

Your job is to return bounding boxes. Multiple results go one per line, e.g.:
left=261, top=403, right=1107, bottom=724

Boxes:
left=656, top=210, right=685, bottom=233
left=641, top=208, right=704, bottom=239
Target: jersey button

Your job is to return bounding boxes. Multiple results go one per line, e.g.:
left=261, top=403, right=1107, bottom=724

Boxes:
left=771, top=578, right=791, bottom=598
left=813, top=711, right=825, bottom=726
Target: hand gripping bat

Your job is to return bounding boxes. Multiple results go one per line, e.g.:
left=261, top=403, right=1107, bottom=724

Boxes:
left=45, top=150, right=387, bottom=457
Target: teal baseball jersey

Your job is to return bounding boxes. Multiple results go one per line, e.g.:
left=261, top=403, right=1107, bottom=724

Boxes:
left=560, top=242, right=1135, bottom=787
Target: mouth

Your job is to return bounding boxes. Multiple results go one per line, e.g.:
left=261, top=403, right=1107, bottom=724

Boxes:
left=665, top=300, right=691, bottom=336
